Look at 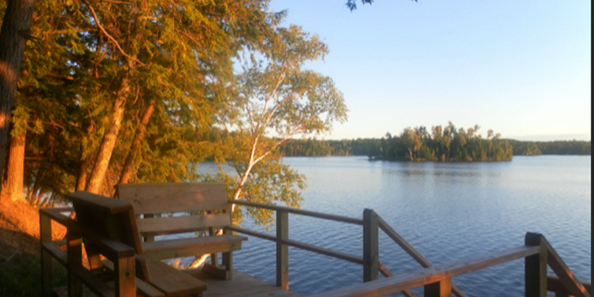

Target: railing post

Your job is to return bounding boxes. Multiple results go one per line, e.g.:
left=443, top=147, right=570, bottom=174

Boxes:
left=40, top=211, right=53, bottom=297
left=425, top=279, right=453, bottom=297
left=525, top=232, right=547, bottom=297
left=66, top=231, right=83, bottom=297
left=363, top=209, right=379, bottom=282
left=115, top=254, right=136, bottom=297
left=276, top=210, right=289, bottom=290
left=223, top=227, right=234, bottom=280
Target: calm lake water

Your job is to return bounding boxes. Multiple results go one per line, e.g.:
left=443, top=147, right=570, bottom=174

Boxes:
left=229, top=155, right=591, bottom=296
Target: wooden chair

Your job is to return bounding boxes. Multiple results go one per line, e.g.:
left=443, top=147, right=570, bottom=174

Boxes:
left=116, top=182, right=247, bottom=280
left=66, top=191, right=208, bottom=297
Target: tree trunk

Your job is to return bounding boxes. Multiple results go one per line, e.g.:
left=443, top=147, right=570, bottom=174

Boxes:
left=26, top=167, right=42, bottom=202
left=0, top=0, right=36, bottom=197
left=76, top=156, right=92, bottom=191
left=3, top=132, right=25, bottom=201
left=85, top=77, right=130, bottom=194
left=75, top=123, right=97, bottom=191
left=118, top=100, right=154, bottom=185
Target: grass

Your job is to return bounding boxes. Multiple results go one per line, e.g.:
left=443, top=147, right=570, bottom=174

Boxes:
left=0, top=197, right=67, bottom=296
left=0, top=247, right=67, bottom=296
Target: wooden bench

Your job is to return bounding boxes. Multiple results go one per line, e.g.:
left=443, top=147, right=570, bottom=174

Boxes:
left=116, top=182, right=247, bottom=280
left=66, top=191, right=208, bottom=297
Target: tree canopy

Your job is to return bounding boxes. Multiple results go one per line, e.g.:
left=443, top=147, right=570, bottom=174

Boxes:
left=0, top=0, right=349, bottom=229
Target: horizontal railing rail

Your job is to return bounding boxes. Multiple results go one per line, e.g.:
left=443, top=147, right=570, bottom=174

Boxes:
left=311, top=232, right=591, bottom=297
left=228, top=199, right=363, bottom=225
left=228, top=200, right=589, bottom=297
left=227, top=225, right=395, bottom=278
left=227, top=226, right=363, bottom=264
left=40, top=198, right=590, bottom=297
left=227, top=200, right=419, bottom=296
left=310, top=245, right=541, bottom=297
left=228, top=200, right=430, bottom=297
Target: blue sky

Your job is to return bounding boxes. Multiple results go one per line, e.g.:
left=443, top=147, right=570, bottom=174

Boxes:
left=269, top=0, right=591, bottom=141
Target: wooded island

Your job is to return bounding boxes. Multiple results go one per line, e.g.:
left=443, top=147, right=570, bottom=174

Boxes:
left=279, top=123, right=591, bottom=160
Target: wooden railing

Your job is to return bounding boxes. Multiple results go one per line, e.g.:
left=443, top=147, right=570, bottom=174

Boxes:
left=228, top=200, right=458, bottom=297
left=228, top=200, right=591, bottom=297
left=363, top=209, right=466, bottom=297
left=40, top=200, right=590, bottom=297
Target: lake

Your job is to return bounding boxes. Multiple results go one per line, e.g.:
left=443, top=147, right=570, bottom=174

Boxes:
left=229, top=155, right=591, bottom=296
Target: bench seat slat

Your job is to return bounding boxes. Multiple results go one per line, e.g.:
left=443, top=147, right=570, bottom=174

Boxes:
left=138, top=214, right=230, bottom=235
left=118, top=183, right=228, bottom=214
left=143, top=235, right=247, bottom=260
left=138, top=255, right=208, bottom=297
left=102, top=259, right=166, bottom=297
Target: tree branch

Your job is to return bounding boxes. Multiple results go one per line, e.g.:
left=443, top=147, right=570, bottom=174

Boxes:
left=255, top=64, right=288, bottom=132
left=84, top=1, right=145, bottom=66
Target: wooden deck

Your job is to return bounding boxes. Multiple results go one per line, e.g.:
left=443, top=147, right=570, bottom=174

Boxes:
left=55, top=270, right=304, bottom=297
left=42, top=194, right=591, bottom=297
left=187, top=270, right=304, bottom=297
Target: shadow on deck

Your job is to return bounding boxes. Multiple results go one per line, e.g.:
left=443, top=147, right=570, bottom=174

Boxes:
left=55, top=270, right=303, bottom=297
left=187, top=270, right=303, bottom=297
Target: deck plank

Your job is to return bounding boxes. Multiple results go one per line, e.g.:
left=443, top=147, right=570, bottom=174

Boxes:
left=56, top=269, right=303, bottom=297
left=188, top=270, right=303, bottom=297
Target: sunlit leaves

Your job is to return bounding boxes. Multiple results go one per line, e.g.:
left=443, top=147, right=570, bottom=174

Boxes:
left=5, top=0, right=285, bottom=197
left=206, top=22, right=347, bottom=228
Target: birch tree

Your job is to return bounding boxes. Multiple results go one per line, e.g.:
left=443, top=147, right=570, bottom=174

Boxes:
left=189, top=24, right=347, bottom=268
left=227, top=24, right=347, bottom=220
left=203, top=25, right=347, bottom=226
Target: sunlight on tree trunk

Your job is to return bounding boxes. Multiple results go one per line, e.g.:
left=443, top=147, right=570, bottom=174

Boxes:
left=0, top=0, right=35, bottom=198
left=118, top=101, right=154, bottom=185
left=3, top=132, right=25, bottom=201
left=85, top=78, right=129, bottom=194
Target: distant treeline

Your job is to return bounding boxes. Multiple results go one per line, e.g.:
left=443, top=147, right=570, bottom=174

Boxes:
left=506, top=140, right=591, bottom=156
left=279, top=124, right=591, bottom=161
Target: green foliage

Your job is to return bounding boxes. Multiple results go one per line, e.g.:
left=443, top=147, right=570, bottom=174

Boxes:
left=202, top=156, right=306, bottom=227
left=3, top=0, right=284, bottom=200
left=281, top=123, right=516, bottom=162
left=203, top=23, right=347, bottom=227
left=280, top=134, right=591, bottom=159
left=375, top=123, right=514, bottom=162
left=507, top=140, right=590, bottom=156
left=0, top=249, right=67, bottom=296
left=2, top=0, right=344, bottom=230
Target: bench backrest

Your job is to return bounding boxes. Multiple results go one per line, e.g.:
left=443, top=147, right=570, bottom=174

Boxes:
left=116, top=182, right=231, bottom=237
left=66, top=191, right=144, bottom=254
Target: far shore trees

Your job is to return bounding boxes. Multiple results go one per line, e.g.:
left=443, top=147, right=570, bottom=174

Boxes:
left=279, top=122, right=524, bottom=161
